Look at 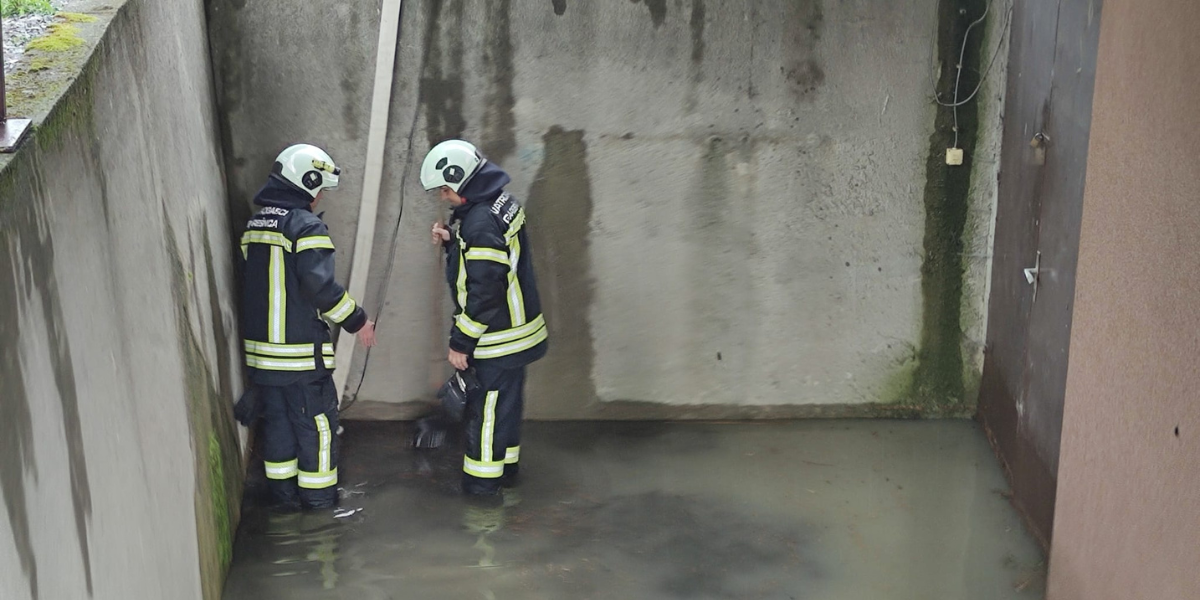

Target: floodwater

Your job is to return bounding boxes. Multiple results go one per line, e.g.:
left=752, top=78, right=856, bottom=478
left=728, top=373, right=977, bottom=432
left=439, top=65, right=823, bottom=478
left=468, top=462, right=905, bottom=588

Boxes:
left=223, top=420, right=1046, bottom=599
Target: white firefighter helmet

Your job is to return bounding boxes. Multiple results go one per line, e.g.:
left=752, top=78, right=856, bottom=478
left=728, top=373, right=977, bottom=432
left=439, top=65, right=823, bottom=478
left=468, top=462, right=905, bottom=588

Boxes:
left=420, top=139, right=485, bottom=193
left=272, top=144, right=341, bottom=198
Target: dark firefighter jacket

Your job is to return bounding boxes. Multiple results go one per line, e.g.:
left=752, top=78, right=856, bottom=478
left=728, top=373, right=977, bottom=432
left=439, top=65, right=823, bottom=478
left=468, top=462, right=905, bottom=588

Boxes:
left=444, top=162, right=548, bottom=369
left=241, top=177, right=367, bottom=386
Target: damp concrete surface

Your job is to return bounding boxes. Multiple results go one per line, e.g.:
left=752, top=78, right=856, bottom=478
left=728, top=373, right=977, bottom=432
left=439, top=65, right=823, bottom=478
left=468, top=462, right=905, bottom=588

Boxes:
left=223, top=420, right=1046, bottom=599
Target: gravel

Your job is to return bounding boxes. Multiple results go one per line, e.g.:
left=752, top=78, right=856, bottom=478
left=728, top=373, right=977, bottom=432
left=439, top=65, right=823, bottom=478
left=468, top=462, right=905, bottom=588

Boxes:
left=3, top=3, right=66, bottom=76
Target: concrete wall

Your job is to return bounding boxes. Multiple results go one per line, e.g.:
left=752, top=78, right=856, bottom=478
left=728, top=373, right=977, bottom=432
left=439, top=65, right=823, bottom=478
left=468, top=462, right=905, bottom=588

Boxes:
left=208, top=0, right=1006, bottom=419
left=0, top=1, right=242, bottom=599
left=1047, top=0, right=1200, bottom=597
left=977, top=0, right=1103, bottom=548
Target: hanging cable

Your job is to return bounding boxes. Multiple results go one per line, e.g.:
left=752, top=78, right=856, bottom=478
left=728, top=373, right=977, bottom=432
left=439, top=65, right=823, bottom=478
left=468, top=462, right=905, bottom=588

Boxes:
left=935, top=0, right=1013, bottom=109
left=951, top=1, right=992, bottom=148
left=339, top=105, right=424, bottom=416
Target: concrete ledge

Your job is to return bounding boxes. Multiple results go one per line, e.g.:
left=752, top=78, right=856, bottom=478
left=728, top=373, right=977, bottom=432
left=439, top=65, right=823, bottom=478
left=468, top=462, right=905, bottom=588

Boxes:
left=0, top=1, right=122, bottom=165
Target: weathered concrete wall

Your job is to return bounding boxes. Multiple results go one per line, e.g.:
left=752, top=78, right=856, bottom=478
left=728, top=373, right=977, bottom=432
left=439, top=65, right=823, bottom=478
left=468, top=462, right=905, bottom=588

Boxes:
left=1047, top=0, right=1200, bottom=597
left=209, top=0, right=1006, bottom=419
left=977, top=0, right=1103, bottom=548
left=0, top=1, right=242, bottom=599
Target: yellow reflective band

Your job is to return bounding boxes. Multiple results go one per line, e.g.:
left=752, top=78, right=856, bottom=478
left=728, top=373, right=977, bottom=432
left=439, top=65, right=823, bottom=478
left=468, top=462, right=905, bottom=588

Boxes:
left=298, top=468, right=338, bottom=489
left=242, top=230, right=293, bottom=252
left=455, top=313, right=488, bottom=339
left=245, top=354, right=317, bottom=371
left=504, top=209, right=526, bottom=239
left=465, top=247, right=510, bottom=265
left=264, top=459, right=298, bottom=480
left=473, top=325, right=548, bottom=359
left=240, top=243, right=248, bottom=260
left=463, top=457, right=505, bottom=479
left=505, top=446, right=520, bottom=464
left=481, top=391, right=498, bottom=463
left=244, top=340, right=317, bottom=357
left=296, top=235, right=335, bottom=252
left=322, top=343, right=334, bottom=355
left=323, top=292, right=356, bottom=323
left=269, top=246, right=286, bottom=343
left=507, top=234, right=526, bottom=326
left=323, top=356, right=336, bottom=370
left=315, top=414, right=332, bottom=473
left=455, top=247, right=468, bottom=309
left=479, top=315, right=546, bottom=346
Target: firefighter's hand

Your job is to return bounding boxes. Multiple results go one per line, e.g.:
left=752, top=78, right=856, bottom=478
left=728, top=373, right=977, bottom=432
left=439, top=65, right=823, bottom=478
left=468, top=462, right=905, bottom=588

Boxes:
left=432, top=222, right=451, bottom=245
left=357, top=320, right=377, bottom=348
left=448, top=349, right=469, bottom=371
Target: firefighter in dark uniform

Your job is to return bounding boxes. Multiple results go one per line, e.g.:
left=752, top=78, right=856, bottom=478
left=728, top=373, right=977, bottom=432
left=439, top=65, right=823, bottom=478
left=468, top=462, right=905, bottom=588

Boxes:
left=240, top=144, right=376, bottom=510
left=423, top=140, right=548, bottom=496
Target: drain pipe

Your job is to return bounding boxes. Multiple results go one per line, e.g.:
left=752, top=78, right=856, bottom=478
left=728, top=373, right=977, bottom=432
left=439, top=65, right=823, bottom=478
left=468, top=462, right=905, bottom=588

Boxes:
left=333, top=0, right=405, bottom=406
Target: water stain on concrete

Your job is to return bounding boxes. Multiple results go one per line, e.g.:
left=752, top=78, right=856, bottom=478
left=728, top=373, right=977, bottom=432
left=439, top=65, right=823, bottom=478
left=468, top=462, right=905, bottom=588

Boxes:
left=784, top=0, right=825, bottom=100
left=163, top=216, right=243, bottom=600
left=551, top=0, right=567, bottom=17
left=418, top=0, right=467, bottom=147
left=630, top=0, right=668, bottom=28
left=524, top=126, right=598, bottom=415
left=202, top=222, right=237, bottom=418
left=29, top=165, right=94, bottom=596
left=911, top=0, right=989, bottom=412
left=694, top=136, right=731, bottom=231
left=0, top=165, right=40, bottom=600
left=0, top=153, right=97, bottom=599
left=685, top=0, right=705, bottom=112
left=338, top=8, right=363, bottom=141
left=686, top=137, right=760, bottom=387
left=480, top=0, right=517, bottom=163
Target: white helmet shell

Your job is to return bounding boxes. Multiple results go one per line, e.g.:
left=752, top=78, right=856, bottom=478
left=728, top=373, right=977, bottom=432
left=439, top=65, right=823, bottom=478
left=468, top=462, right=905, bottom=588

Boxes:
left=273, top=144, right=341, bottom=198
left=421, top=139, right=485, bottom=193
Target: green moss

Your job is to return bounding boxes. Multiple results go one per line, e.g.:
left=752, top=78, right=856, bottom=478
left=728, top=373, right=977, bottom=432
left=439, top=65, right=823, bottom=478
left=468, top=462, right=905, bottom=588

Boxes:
left=910, top=0, right=989, bottom=415
left=880, top=358, right=919, bottom=405
left=60, top=12, right=97, bottom=23
left=31, top=55, right=98, bottom=152
left=27, top=23, right=85, bottom=52
left=208, top=433, right=232, bottom=570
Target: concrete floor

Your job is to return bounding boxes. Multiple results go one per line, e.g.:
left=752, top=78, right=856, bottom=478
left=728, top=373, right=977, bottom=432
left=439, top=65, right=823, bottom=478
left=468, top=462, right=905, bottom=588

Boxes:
left=223, top=420, right=1046, bottom=599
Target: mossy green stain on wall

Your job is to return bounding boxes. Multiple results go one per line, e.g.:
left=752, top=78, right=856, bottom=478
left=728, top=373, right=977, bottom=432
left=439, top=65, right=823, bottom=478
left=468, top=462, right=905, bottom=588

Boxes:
left=164, top=218, right=242, bottom=600
left=909, top=0, right=989, bottom=414
left=208, top=432, right=232, bottom=570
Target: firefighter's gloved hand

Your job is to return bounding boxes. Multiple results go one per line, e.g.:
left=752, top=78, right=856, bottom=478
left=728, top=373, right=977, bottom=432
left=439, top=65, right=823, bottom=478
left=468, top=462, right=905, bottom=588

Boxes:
left=233, top=385, right=262, bottom=426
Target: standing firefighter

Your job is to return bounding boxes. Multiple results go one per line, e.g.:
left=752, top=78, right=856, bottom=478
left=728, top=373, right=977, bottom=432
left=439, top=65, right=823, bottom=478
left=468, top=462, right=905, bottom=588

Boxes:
left=241, top=144, right=376, bottom=510
left=424, top=140, right=548, bottom=496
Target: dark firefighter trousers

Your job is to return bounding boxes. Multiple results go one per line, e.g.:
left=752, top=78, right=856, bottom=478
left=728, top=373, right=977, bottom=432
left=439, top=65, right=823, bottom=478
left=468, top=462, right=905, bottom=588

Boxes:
left=261, top=376, right=340, bottom=508
left=462, top=364, right=525, bottom=493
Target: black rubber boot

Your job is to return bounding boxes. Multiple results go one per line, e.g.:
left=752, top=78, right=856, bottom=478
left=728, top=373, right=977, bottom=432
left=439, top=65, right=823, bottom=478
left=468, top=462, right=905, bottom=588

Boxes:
left=462, top=473, right=502, bottom=497
left=500, top=463, right=520, bottom=488
left=267, top=479, right=302, bottom=513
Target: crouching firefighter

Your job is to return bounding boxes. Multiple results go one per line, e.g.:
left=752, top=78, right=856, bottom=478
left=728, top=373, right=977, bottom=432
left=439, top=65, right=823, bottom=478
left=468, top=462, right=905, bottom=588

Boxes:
left=240, top=144, right=376, bottom=510
left=423, top=140, right=548, bottom=496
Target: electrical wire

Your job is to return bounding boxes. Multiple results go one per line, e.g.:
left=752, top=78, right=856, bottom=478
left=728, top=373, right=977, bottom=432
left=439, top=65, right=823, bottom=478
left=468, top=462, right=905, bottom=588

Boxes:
left=953, top=1, right=991, bottom=148
left=339, top=105, right=424, bottom=415
left=931, top=1, right=1008, bottom=108
left=935, top=0, right=1013, bottom=109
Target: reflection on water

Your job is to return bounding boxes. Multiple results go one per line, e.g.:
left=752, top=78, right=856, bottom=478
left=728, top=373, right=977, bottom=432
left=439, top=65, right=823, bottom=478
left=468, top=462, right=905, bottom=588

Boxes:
left=223, top=421, right=1047, bottom=600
